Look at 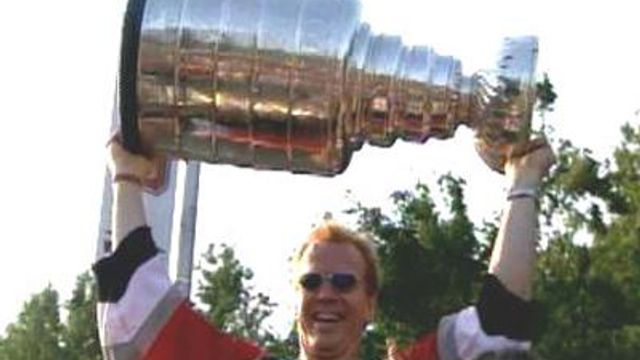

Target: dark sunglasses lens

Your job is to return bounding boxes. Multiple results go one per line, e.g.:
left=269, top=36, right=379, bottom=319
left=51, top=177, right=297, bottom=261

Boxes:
left=300, top=273, right=322, bottom=291
left=331, top=273, right=357, bottom=291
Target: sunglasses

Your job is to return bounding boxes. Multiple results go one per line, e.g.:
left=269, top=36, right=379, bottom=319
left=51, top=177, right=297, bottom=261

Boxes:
left=298, top=272, right=358, bottom=293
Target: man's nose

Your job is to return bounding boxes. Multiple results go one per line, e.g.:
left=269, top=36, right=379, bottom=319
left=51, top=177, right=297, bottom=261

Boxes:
left=315, top=282, right=339, bottom=299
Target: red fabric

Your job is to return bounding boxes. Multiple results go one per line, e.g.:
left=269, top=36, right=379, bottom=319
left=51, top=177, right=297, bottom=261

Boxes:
left=144, top=301, right=264, bottom=360
left=389, top=332, right=439, bottom=360
left=141, top=300, right=439, bottom=360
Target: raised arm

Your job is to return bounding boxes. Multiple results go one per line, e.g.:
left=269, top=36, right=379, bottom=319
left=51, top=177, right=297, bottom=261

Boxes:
left=96, top=140, right=264, bottom=360
left=427, top=141, right=554, bottom=360
left=488, top=141, right=555, bottom=300
left=106, top=140, right=153, bottom=245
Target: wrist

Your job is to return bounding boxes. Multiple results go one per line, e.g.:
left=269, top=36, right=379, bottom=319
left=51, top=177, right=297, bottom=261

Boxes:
left=113, top=173, right=143, bottom=186
left=508, top=173, right=542, bottom=192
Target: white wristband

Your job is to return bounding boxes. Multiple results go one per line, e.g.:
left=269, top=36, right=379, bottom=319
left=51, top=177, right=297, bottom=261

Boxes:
left=507, top=188, right=538, bottom=201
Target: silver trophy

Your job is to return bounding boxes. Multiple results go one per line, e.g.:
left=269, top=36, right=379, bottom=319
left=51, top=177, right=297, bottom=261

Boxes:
left=118, top=0, right=538, bottom=175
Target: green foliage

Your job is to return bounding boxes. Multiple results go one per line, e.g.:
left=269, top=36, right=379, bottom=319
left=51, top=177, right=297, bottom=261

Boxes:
left=0, top=286, right=65, bottom=360
left=63, top=272, right=101, bottom=360
left=360, top=328, right=387, bottom=359
left=196, top=243, right=277, bottom=345
left=265, top=326, right=299, bottom=359
left=532, top=123, right=640, bottom=359
left=611, top=123, right=640, bottom=214
left=536, top=73, right=557, bottom=113
left=195, top=243, right=301, bottom=358
left=348, top=175, right=488, bottom=354
left=0, top=273, right=100, bottom=360
left=540, top=139, right=622, bottom=235
left=534, top=234, right=630, bottom=359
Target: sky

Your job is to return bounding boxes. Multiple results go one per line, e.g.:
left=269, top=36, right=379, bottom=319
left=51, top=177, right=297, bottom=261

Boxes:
left=0, top=0, right=638, bottom=336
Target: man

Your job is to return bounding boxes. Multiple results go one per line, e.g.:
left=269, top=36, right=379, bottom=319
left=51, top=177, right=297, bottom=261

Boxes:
left=95, top=139, right=554, bottom=360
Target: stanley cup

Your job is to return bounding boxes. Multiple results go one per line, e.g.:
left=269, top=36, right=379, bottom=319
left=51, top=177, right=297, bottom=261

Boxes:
left=118, top=0, right=538, bottom=175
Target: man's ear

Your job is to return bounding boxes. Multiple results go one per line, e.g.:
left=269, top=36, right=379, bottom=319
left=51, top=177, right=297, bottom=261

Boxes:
left=366, top=295, right=377, bottom=323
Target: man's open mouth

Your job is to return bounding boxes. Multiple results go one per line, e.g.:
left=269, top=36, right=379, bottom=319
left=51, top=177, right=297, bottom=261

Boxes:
left=312, top=312, right=343, bottom=323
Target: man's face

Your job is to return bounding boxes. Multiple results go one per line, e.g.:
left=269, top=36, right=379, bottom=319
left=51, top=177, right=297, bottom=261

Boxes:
left=295, top=241, right=375, bottom=359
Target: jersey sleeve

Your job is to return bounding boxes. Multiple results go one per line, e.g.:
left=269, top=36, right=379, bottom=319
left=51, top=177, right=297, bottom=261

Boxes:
left=436, top=275, right=534, bottom=360
left=387, top=332, right=440, bottom=360
left=93, top=227, right=265, bottom=360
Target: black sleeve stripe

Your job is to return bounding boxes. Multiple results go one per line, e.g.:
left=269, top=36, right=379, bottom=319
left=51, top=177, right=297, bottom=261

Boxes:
left=93, top=227, right=159, bottom=303
left=476, top=275, right=535, bottom=341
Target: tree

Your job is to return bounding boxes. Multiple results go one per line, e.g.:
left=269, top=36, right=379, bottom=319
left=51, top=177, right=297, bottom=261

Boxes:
left=0, top=285, right=65, bottom=360
left=348, top=175, right=489, bottom=356
left=590, top=123, right=640, bottom=310
left=533, top=232, right=632, bottom=359
left=530, top=122, right=640, bottom=359
left=196, top=243, right=278, bottom=345
left=63, top=272, right=101, bottom=360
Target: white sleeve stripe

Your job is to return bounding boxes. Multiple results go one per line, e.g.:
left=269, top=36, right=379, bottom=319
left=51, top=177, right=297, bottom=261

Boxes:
left=438, top=306, right=531, bottom=360
left=98, top=254, right=174, bottom=347
left=102, top=282, right=189, bottom=360
left=437, top=314, right=459, bottom=360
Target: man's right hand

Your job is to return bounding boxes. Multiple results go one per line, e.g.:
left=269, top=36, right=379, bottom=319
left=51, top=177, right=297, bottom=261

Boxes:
left=107, top=137, right=167, bottom=190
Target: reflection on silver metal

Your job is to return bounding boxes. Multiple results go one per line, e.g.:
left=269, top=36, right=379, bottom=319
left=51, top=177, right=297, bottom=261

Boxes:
left=132, top=0, right=538, bottom=174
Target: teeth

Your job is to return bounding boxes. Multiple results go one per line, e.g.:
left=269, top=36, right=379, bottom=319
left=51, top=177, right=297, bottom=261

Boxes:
left=315, top=313, right=340, bottom=321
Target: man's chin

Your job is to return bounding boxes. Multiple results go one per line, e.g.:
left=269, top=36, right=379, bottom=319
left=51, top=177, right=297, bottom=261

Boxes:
left=313, top=320, right=343, bottom=333
left=304, top=338, right=349, bottom=359
left=305, top=329, right=348, bottom=355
